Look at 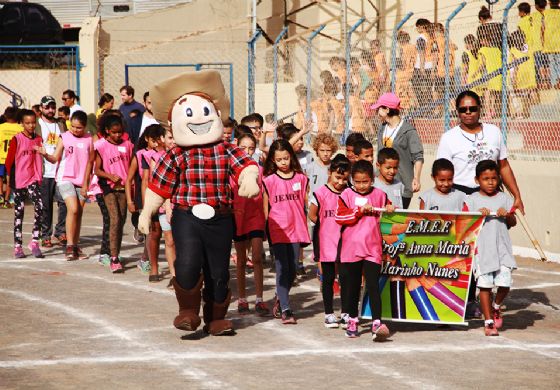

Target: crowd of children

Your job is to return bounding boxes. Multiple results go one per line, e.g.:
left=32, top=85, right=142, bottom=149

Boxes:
left=0, top=83, right=518, bottom=340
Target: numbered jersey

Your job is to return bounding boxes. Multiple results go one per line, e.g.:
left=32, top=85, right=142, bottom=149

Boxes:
left=305, top=160, right=329, bottom=198
left=0, top=123, right=23, bottom=164
left=56, top=132, right=93, bottom=187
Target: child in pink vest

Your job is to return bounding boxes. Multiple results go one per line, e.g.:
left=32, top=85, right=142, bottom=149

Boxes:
left=308, top=154, right=350, bottom=328
left=124, top=124, right=165, bottom=277
left=335, top=160, right=395, bottom=340
left=39, top=111, right=95, bottom=261
left=263, top=139, right=310, bottom=324
left=231, top=132, right=269, bottom=315
left=5, top=110, right=44, bottom=258
left=94, top=114, right=133, bottom=273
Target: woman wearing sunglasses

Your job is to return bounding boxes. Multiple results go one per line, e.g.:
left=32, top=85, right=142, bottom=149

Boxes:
left=437, top=90, right=524, bottom=212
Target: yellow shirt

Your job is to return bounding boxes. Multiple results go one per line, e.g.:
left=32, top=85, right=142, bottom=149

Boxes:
left=529, top=11, right=544, bottom=51
left=543, top=9, right=560, bottom=53
left=510, top=48, right=537, bottom=90
left=0, top=122, right=23, bottom=164
left=518, top=15, right=534, bottom=50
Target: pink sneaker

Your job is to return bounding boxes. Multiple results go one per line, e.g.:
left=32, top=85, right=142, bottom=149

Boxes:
left=493, top=308, right=503, bottom=329
left=28, top=241, right=44, bottom=258
left=484, top=322, right=499, bottom=336
left=371, top=321, right=390, bottom=341
left=14, top=245, right=26, bottom=259
left=345, top=317, right=359, bottom=338
left=110, top=258, right=123, bottom=273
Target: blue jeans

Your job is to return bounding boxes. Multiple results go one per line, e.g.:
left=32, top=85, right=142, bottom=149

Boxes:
left=272, top=243, right=300, bottom=312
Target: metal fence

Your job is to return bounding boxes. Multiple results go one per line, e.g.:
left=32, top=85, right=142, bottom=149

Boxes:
left=249, top=2, right=560, bottom=161
left=0, top=45, right=79, bottom=109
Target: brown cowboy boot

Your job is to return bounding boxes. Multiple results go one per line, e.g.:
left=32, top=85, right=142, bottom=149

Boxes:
left=207, top=289, right=234, bottom=336
left=172, top=275, right=203, bottom=331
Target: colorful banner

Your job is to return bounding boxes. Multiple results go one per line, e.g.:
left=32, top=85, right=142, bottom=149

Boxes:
left=361, top=210, right=484, bottom=325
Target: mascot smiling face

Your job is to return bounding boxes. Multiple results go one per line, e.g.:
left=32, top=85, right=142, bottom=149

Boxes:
left=170, top=93, right=223, bottom=146
left=150, top=70, right=230, bottom=147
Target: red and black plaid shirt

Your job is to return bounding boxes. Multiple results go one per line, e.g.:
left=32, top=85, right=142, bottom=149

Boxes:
left=149, top=142, right=257, bottom=207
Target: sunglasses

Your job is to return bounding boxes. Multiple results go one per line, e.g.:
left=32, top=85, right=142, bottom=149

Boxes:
left=457, top=106, right=479, bottom=114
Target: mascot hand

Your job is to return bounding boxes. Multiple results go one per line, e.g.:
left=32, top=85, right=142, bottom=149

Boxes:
left=237, top=165, right=260, bottom=198
left=138, top=189, right=166, bottom=234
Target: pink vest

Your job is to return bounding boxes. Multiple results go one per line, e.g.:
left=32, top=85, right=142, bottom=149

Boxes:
left=96, top=138, right=133, bottom=188
left=13, top=132, right=42, bottom=189
left=313, top=185, right=342, bottom=262
left=136, top=148, right=154, bottom=178
left=263, top=172, right=310, bottom=244
left=230, top=166, right=265, bottom=236
left=339, top=187, right=387, bottom=263
left=59, top=132, right=93, bottom=186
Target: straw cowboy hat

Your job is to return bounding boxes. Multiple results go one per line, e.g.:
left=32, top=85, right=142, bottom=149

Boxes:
left=150, top=70, right=230, bottom=125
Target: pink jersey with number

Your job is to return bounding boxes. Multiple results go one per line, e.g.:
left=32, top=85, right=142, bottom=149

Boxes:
left=230, top=166, right=265, bottom=235
left=312, top=185, right=343, bottom=262
left=96, top=138, right=133, bottom=189
left=263, top=172, right=310, bottom=244
left=337, top=187, right=387, bottom=264
left=13, top=132, right=42, bottom=189
left=58, top=132, right=93, bottom=186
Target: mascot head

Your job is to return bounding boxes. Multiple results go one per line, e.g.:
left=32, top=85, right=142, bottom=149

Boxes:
left=150, top=70, right=230, bottom=147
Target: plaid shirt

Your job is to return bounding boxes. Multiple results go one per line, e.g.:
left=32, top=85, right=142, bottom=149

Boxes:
left=149, top=142, right=257, bottom=207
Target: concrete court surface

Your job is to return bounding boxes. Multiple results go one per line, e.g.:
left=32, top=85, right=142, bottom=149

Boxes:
left=0, top=205, right=559, bottom=390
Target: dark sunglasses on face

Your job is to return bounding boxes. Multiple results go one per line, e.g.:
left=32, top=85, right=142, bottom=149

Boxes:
left=458, top=106, right=479, bottom=114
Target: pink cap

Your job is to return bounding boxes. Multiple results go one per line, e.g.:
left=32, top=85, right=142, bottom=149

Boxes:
left=370, top=92, right=401, bottom=110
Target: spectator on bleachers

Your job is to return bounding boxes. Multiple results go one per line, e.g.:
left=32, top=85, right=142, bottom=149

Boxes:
left=531, top=0, right=549, bottom=87
left=475, top=34, right=503, bottom=118
left=509, top=30, right=537, bottom=118
left=395, top=31, right=416, bottom=110
left=476, top=6, right=503, bottom=48
left=370, top=39, right=388, bottom=90
left=412, top=18, right=434, bottom=112
left=433, top=23, right=457, bottom=116
left=462, top=35, right=485, bottom=97
left=359, top=50, right=381, bottom=113
left=543, top=0, right=560, bottom=89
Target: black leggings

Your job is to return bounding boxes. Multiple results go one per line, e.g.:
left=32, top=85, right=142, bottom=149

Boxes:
left=339, top=260, right=382, bottom=319
left=321, top=262, right=337, bottom=314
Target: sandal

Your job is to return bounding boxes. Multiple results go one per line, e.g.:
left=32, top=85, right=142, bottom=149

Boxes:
left=148, top=274, right=161, bottom=283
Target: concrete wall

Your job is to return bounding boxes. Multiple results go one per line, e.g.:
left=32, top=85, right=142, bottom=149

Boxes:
left=0, top=70, right=71, bottom=109
left=98, top=0, right=250, bottom=119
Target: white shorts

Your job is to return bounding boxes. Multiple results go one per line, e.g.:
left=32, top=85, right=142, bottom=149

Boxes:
left=477, top=265, right=513, bottom=289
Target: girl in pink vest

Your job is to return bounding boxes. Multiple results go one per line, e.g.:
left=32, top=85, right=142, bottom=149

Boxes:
left=40, top=111, right=95, bottom=261
left=231, top=133, right=269, bottom=316
left=141, top=125, right=166, bottom=282
left=263, top=139, right=310, bottom=324
left=94, top=114, right=133, bottom=273
left=335, top=160, right=395, bottom=340
left=124, top=124, right=165, bottom=277
left=308, top=154, right=351, bottom=328
left=4, top=110, right=44, bottom=258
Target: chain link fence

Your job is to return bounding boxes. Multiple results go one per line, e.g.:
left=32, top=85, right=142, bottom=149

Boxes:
left=251, top=4, right=560, bottom=161
left=0, top=45, right=79, bottom=109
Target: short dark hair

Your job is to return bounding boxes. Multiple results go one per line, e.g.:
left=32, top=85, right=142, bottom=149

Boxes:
left=19, top=109, right=36, bottom=123
left=353, top=139, right=373, bottom=156
left=432, top=158, right=455, bottom=177
left=329, top=154, right=351, bottom=175
left=377, top=147, right=400, bottom=164
left=237, top=132, right=257, bottom=146
left=62, top=89, right=77, bottom=99
left=234, top=124, right=252, bottom=139
left=120, top=85, right=135, bottom=97
left=345, top=132, right=365, bottom=147
left=3, top=106, right=18, bottom=121
left=276, top=123, right=299, bottom=140
left=240, top=113, right=264, bottom=127
left=70, top=110, right=88, bottom=126
left=99, top=114, right=123, bottom=137
left=535, top=0, right=547, bottom=9
left=416, top=18, right=431, bottom=28
left=143, top=91, right=149, bottom=102
left=518, top=2, right=531, bottom=13
left=456, top=90, right=482, bottom=109
left=475, top=159, right=499, bottom=178
left=223, top=117, right=237, bottom=129
left=351, top=159, right=374, bottom=179
left=478, top=6, right=491, bottom=21
left=58, top=106, right=70, bottom=115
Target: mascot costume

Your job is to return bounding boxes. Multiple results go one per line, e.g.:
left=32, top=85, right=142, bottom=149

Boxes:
left=139, top=70, right=259, bottom=335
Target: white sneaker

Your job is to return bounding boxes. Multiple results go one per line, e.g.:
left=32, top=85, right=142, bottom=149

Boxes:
left=340, top=313, right=350, bottom=330
left=324, top=313, right=339, bottom=328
